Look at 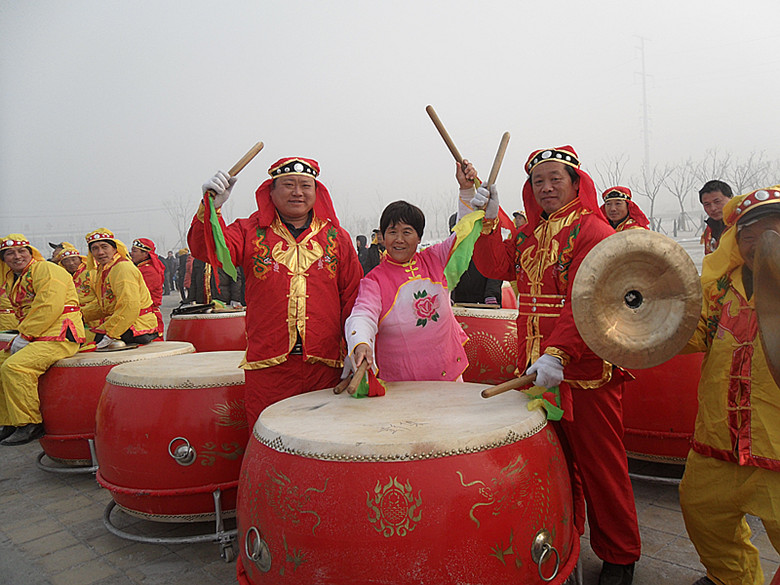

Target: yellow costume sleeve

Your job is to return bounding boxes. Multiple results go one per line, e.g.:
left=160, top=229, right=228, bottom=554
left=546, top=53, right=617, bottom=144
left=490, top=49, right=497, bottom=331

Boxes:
left=681, top=286, right=710, bottom=354
left=101, top=262, right=144, bottom=339
left=18, top=263, right=73, bottom=339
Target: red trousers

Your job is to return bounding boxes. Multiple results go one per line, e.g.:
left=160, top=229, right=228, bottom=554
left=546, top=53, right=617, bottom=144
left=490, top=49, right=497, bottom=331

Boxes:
left=555, top=377, right=641, bottom=565
left=243, top=356, right=341, bottom=428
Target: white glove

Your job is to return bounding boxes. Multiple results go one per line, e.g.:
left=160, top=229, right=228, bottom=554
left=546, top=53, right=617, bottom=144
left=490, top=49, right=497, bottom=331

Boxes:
left=202, top=170, right=237, bottom=209
left=96, top=336, right=117, bottom=350
left=525, top=354, right=564, bottom=389
left=10, top=335, right=29, bottom=354
left=470, top=184, right=499, bottom=220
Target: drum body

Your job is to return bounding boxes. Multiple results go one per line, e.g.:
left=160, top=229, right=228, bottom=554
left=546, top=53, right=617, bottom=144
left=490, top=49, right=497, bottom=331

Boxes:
left=37, top=341, right=195, bottom=465
left=622, top=353, right=703, bottom=462
left=95, top=351, right=249, bottom=521
left=166, top=311, right=247, bottom=352
left=237, top=382, right=577, bottom=585
left=454, top=307, right=519, bottom=385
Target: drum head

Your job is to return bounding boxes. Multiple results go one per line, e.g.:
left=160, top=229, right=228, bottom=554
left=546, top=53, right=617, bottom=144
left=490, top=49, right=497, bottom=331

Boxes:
left=255, top=382, right=547, bottom=461
left=452, top=306, right=518, bottom=320
left=54, top=341, right=195, bottom=368
left=755, top=229, right=780, bottom=386
left=105, top=350, right=245, bottom=388
left=572, top=230, right=702, bottom=369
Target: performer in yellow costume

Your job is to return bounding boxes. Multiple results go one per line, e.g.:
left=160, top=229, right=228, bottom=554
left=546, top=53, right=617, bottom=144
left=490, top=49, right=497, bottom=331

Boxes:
left=0, top=280, right=18, bottom=331
left=81, top=229, right=159, bottom=349
left=0, top=235, right=85, bottom=445
left=54, top=242, right=98, bottom=341
left=680, top=186, right=780, bottom=585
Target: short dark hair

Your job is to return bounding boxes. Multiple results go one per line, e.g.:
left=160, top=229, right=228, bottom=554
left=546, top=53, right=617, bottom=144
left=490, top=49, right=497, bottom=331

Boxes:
left=699, top=180, right=733, bottom=202
left=89, top=239, right=117, bottom=252
left=380, top=201, right=425, bottom=239
left=356, top=235, right=367, bottom=246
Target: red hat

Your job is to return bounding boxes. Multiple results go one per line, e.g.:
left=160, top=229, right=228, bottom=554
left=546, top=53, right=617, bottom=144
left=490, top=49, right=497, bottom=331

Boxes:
left=600, top=186, right=650, bottom=229
left=253, top=157, right=341, bottom=227
left=521, top=145, right=607, bottom=227
left=132, top=237, right=165, bottom=278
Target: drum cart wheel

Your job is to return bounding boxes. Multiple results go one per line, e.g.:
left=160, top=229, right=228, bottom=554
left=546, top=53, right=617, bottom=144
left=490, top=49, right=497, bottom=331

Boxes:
left=35, top=438, right=99, bottom=474
left=102, top=488, right=237, bottom=561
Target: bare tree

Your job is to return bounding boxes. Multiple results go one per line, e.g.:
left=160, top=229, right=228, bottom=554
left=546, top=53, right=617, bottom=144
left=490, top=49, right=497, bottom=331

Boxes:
left=663, top=159, right=698, bottom=231
left=693, top=149, right=732, bottom=188
left=632, top=163, right=672, bottom=231
left=164, top=197, right=196, bottom=250
left=726, top=151, right=772, bottom=195
left=592, top=153, right=630, bottom=194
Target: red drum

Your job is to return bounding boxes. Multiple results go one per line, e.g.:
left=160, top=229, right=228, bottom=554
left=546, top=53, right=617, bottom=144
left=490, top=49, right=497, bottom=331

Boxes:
left=0, top=332, right=15, bottom=351
left=622, top=353, right=703, bottom=462
left=95, top=351, right=249, bottom=521
left=38, top=341, right=195, bottom=466
left=501, top=282, right=518, bottom=309
left=454, top=306, right=519, bottom=385
left=237, top=382, right=578, bottom=585
left=166, top=311, right=247, bottom=352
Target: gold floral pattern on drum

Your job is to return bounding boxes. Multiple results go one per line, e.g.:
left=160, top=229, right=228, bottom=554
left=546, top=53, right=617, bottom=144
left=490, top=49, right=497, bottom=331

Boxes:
left=367, top=477, right=422, bottom=537
left=262, top=468, right=328, bottom=535
left=211, top=400, right=248, bottom=429
left=198, top=441, right=245, bottom=466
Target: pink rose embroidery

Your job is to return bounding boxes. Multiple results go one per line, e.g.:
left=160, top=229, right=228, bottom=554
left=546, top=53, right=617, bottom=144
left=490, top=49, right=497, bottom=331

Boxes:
left=413, top=290, right=439, bottom=327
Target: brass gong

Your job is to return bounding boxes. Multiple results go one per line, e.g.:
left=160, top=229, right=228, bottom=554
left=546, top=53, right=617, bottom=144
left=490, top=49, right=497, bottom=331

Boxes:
left=572, top=229, right=702, bottom=369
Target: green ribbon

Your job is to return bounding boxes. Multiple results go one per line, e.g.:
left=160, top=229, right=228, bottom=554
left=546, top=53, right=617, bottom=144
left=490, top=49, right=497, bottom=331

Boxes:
left=208, top=196, right=238, bottom=280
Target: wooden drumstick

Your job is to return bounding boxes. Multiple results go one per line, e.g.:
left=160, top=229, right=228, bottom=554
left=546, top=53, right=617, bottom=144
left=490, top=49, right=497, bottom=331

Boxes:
left=333, top=375, right=352, bottom=395
left=481, top=373, right=536, bottom=399
left=228, top=141, right=264, bottom=178
left=347, top=361, right=369, bottom=395
left=485, top=132, right=510, bottom=187
left=426, top=105, right=465, bottom=164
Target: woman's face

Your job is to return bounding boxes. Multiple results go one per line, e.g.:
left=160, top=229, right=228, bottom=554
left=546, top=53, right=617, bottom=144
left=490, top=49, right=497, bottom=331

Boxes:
left=384, top=222, right=421, bottom=264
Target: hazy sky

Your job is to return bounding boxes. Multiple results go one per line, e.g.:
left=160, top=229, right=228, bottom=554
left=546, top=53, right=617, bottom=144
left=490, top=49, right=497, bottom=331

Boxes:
left=2, top=0, right=779, bottom=251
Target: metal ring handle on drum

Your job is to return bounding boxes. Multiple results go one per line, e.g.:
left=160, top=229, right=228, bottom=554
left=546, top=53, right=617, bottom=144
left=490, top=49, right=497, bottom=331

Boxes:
left=167, top=436, right=196, bottom=466
left=531, top=528, right=560, bottom=582
left=244, top=526, right=271, bottom=572
left=536, top=542, right=560, bottom=582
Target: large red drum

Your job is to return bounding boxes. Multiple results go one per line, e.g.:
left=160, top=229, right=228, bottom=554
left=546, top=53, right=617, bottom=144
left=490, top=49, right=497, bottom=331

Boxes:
left=96, top=351, right=250, bottom=521
left=166, top=310, right=247, bottom=352
left=454, top=306, right=519, bottom=385
left=622, top=353, right=703, bottom=462
left=237, top=382, right=578, bottom=585
left=38, top=341, right=195, bottom=466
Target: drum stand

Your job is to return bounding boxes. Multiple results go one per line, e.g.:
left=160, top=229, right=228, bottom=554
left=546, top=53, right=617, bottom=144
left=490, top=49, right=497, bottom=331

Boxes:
left=35, top=438, right=99, bottom=475
left=101, top=488, right=237, bottom=562
left=627, top=455, right=685, bottom=485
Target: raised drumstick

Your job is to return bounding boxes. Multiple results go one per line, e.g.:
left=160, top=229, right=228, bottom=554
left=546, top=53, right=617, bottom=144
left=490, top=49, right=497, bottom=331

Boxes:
left=228, top=141, right=264, bottom=178
left=485, top=132, right=510, bottom=187
left=481, top=373, right=536, bottom=399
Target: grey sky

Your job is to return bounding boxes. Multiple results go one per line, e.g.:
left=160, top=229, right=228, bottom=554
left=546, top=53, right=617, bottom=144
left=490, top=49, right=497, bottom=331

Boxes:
left=2, top=0, right=778, bottom=251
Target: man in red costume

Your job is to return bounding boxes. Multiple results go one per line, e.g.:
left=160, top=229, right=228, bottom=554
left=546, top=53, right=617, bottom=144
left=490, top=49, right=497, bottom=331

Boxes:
left=470, top=146, right=641, bottom=585
left=600, top=186, right=650, bottom=232
left=130, top=238, right=165, bottom=336
left=188, top=157, right=362, bottom=429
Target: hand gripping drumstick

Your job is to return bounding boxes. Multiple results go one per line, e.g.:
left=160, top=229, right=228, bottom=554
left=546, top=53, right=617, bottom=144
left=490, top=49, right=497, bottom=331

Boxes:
left=204, top=141, right=265, bottom=198
left=481, top=373, right=536, bottom=399
left=425, top=105, right=510, bottom=190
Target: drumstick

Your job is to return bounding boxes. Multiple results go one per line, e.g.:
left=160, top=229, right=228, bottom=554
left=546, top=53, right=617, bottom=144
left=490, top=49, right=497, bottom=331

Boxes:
left=481, top=373, right=536, bottom=399
left=228, top=141, right=264, bottom=178
left=485, top=132, right=510, bottom=187
left=426, top=105, right=465, bottom=165
left=333, top=375, right=352, bottom=394
left=346, top=361, right=370, bottom=395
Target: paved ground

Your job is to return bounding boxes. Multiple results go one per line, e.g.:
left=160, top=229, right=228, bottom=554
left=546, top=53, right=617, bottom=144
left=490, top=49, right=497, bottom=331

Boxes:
left=2, top=243, right=779, bottom=584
